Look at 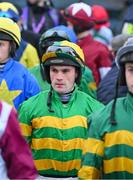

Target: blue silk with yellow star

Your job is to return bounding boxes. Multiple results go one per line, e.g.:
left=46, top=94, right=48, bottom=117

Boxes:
left=0, top=58, right=40, bottom=109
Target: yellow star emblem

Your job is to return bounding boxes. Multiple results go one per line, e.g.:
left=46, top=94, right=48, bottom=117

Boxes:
left=0, top=80, right=22, bottom=106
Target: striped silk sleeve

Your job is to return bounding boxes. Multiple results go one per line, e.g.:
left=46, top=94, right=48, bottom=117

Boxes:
left=78, top=117, right=104, bottom=179
left=18, top=103, right=32, bottom=144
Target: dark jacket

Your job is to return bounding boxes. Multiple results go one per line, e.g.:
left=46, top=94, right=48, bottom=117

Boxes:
left=97, top=61, right=128, bottom=104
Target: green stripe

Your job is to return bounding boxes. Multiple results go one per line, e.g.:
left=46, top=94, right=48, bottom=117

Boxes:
left=39, top=168, right=77, bottom=177
left=105, top=144, right=133, bottom=160
left=82, top=152, right=102, bottom=170
left=32, top=149, right=82, bottom=161
left=103, top=171, right=133, bottom=179
left=32, top=126, right=86, bottom=139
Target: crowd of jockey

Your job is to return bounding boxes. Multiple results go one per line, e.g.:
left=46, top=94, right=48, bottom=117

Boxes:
left=0, top=0, right=133, bottom=179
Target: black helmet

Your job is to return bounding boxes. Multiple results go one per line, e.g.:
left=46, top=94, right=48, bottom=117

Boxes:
left=116, top=37, right=133, bottom=85
left=39, top=29, right=70, bottom=57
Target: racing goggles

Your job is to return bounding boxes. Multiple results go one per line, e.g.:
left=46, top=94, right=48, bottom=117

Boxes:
left=0, top=9, right=19, bottom=22
left=43, top=30, right=69, bottom=41
left=42, top=45, right=84, bottom=67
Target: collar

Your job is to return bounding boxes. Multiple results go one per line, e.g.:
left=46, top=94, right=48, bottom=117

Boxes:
left=52, top=85, right=78, bottom=103
left=0, top=58, right=14, bottom=72
left=77, top=34, right=94, bottom=45
left=78, top=30, right=91, bottom=39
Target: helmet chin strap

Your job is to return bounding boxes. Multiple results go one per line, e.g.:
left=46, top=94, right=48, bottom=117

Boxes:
left=47, top=86, right=54, bottom=112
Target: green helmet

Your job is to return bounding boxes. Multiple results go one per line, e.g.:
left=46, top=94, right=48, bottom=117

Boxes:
left=42, top=40, right=85, bottom=85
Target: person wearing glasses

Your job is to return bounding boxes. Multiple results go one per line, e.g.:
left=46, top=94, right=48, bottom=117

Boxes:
left=18, top=40, right=104, bottom=179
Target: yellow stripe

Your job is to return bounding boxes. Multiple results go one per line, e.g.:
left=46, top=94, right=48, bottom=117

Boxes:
left=20, top=123, right=32, bottom=137
left=104, top=157, right=133, bottom=174
left=32, top=115, right=87, bottom=129
left=34, top=159, right=81, bottom=171
left=78, top=166, right=100, bottom=179
left=1, top=3, right=19, bottom=14
left=31, top=138, right=85, bottom=151
left=105, top=130, right=133, bottom=147
left=88, top=82, right=97, bottom=90
left=42, top=52, right=56, bottom=62
left=83, top=138, right=104, bottom=156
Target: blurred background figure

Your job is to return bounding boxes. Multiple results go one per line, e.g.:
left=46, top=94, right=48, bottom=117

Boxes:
left=0, top=0, right=130, bottom=35
left=0, top=2, right=40, bottom=68
left=122, top=2, right=133, bottom=34
left=22, top=0, right=66, bottom=34
left=14, top=2, right=41, bottom=54
left=97, top=34, right=133, bottom=105
left=91, top=5, right=113, bottom=48
left=53, top=25, right=77, bottom=44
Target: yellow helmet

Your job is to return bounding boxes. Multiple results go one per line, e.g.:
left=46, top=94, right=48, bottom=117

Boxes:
left=0, top=2, right=18, bottom=14
left=0, top=2, right=19, bottom=22
left=0, top=17, right=21, bottom=47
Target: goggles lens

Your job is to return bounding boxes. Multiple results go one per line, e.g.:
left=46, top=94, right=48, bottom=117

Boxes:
left=45, top=45, right=84, bottom=67
left=0, top=9, right=19, bottom=22
left=44, top=30, right=69, bottom=40
left=47, top=46, right=81, bottom=59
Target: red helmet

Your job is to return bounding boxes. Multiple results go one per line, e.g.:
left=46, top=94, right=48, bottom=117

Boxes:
left=64, top=2, right=95, bottom=29
left=92, top=5, right=110, bottom=30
